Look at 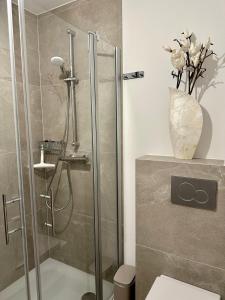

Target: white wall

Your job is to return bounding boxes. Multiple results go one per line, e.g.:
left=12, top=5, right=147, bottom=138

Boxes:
left=123, top=0, right=225, bottom=265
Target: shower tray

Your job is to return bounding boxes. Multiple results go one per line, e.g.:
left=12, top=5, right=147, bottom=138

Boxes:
left=0, top=258, right=113, bottom=300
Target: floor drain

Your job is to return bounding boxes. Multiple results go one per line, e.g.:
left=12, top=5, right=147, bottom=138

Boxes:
left=81, top=292, right=96, bottom=300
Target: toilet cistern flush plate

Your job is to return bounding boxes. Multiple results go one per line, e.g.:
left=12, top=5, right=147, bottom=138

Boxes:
left=171, top=176, right=217, bottom=210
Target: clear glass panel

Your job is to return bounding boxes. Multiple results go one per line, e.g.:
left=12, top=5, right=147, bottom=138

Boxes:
left=96, top=38, right=119, bottom=299
left=0, top=1, right=30, bottom=299
left=17, top=1, right=122, bottom=299
left=22, top=1, right=96, bottom=299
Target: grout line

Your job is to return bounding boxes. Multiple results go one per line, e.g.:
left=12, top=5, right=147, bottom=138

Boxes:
left=137, top=243, right=225, bottom=273
left=36, top=15, right=49, bottom=258
left=36, top=16, right=44, bottom=144
left=37, top=0, right=78, bottom=16
left=12, top=0, right=78, bottom=16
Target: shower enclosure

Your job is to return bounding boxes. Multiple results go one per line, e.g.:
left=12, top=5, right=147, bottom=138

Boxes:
left=0, top=0, right=123, bottom=299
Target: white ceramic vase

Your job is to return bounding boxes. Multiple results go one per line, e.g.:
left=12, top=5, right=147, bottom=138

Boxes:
left=169, top=87, right=203, bottom=159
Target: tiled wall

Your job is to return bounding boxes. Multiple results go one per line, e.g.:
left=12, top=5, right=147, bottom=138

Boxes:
left=37, top=8, right=94, bottom=272
left=0, top=0, right=45, bottom=291
left=0, top=0, right=121, bottom=291
left=136, top=155, right=225, bottom=300
left=37, top=0, right=121, bottom=279
left=45, top=0, right=122, bottom=47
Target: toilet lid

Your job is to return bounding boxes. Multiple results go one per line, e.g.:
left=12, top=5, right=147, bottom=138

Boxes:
left=146, top=276, right=220, bottom=300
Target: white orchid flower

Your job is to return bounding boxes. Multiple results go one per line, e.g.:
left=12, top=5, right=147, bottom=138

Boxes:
left=189, top=42, right=201, bottom=57
left=191, top=52, right=201, bottom=67
left=171, top=49, right=185, bottom=70
left=181, top=38, right=191, bottom=52
left=182, top=29, right=192, bottom=39
left=163, top=45, right=173, bottom=53
left=205, top=37, right=211, bottom=50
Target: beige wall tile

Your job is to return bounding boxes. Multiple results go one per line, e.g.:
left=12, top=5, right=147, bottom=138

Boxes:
left=0, top=0, right=9, bottom=50
left=48, top=0, right=122, bottom=47
left=136, top=156, right=225, bottom=299
left=50, top=212, right=95, bottom=272
left=137, top=245, right=225, bottom=300
left=0, top=79, right=16, bottom=153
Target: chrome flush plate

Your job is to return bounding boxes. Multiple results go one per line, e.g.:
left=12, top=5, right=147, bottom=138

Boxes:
left=171, top=176, right=218, bottom=211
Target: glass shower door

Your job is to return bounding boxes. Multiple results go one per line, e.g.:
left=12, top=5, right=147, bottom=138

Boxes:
left=16, top=1, right=123, bottom=299
left=20, top=1, right=97, bottom=299
left=0, top=0, right=31, bottom=299
left=97, top=37, right=122, bottom=300
left=89, top=32, right=123, bottom=300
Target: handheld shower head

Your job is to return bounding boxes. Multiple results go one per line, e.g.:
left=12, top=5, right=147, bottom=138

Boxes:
left=51, top=56, right=67, bottom=79
left=51, top=56, right=65, bottom=67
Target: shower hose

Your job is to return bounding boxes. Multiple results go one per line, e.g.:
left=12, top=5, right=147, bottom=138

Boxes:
left=45, top=82, right=75, bottom=234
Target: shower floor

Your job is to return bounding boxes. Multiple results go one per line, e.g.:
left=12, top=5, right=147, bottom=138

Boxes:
left=0, top=258, right=113, bottom=300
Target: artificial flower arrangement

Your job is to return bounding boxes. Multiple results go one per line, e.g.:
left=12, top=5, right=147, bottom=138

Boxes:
left=163, top=30, right=215, bottom=95
left=162, top=30, right=216, bottom=160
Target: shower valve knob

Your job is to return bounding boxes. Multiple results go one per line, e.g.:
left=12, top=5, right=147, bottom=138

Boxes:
left=44, top=222, right=53, bottom=228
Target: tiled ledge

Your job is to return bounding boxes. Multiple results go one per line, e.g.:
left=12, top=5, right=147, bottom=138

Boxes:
left=137, top=155, right=224, bottom=166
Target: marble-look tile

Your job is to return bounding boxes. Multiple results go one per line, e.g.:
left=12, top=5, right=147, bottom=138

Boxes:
left=12, top=3, right=39, bottom=52
left=48, top=0, right=122, bottom=47
left=41, top=83, right=68, bottom=141
left=0, top=0, right=9, bottom=50
left=97, top=39, right=116, bottom=82
left=17, top=83, right=43, bottom=151
left=76, top=80, right=92, bottom=152
left=0, top=79, right=16, bottom=153
left=41, top=80, right=91, bottom=152
left=101, top=218, right=118, bottom=277
left=40, top=160, right=93, bottom=216
left=21, top=150, right=46, bottom=216
left=38, top=13, right=89, bottom=85
left=0, top=1, right=45, bottom=290
left=136, top=159, right=225, bottom=269
left=136, top=245, right=225, bottom=300
left=27, top=50, right=41, bottom=86
left=98, top=80, right=117, bottom=153
left=49, top=212, right=95, bottom=272
left=70, top=164, right=93, bottom=216
left=11, top=8, right=40, bottom=86
left=14, top=48, right=40, bottom=86
left=138, top=154, right=223, bottom=166
left=0, top=224, right=25, bottom=291
left=0, top=152, right=20, bottom=227
left=0, top=49, right=11, bottom=81
left=100, top=153, right=117, bottom=221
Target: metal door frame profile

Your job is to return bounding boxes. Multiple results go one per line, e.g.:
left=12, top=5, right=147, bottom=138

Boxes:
left=115, top=47, right=124, bottom=267
left=89, top=31, right=103, bottom=300
left=89, top=32, right=123, bottom=300
left=17, top=0, right=42, bottom=299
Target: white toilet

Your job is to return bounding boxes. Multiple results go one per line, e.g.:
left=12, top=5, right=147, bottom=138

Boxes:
left=146, top=275, right=221, bottom=300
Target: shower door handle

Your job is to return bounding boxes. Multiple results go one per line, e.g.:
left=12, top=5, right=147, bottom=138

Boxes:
left=2, top=194, right=22, bottom=245
left=49, top=188, right=55, bottom=236
left=41, top=189, right=55, bottom=236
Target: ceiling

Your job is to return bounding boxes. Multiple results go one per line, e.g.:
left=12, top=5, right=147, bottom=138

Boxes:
left=23, top=0, right=77, bottom=15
